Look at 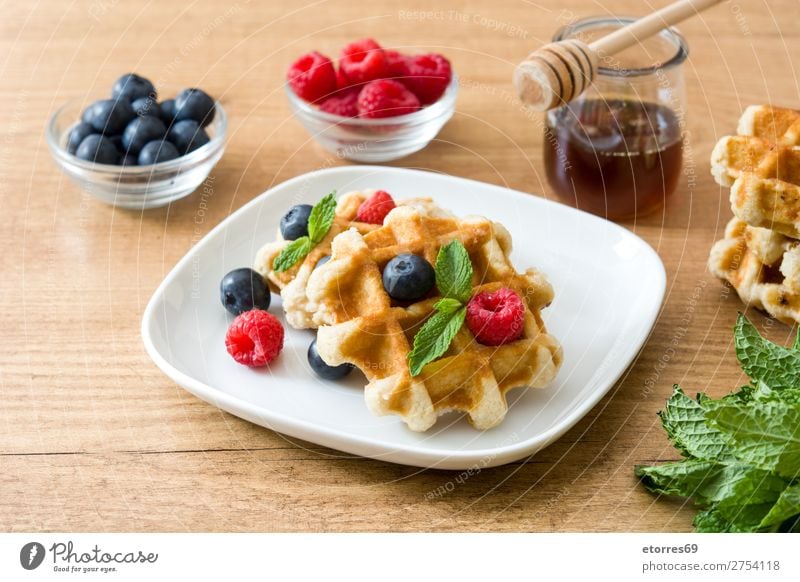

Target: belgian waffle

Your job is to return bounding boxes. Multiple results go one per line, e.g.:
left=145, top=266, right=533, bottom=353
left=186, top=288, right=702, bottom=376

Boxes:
left=710, top=105, right=800, bottom=238
left=737, top=104, right=800, bottom=145
left=305, top=204, right=562, bottom=432
left=253, top=190, right=448, bottom=329
left=709, top=217, right=800, bottom=325
left=709, top=105, right=800, bottom=324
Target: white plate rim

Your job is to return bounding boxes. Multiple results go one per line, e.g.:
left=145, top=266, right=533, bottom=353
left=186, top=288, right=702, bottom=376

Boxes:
left=141, top=166, right=666, bottom=469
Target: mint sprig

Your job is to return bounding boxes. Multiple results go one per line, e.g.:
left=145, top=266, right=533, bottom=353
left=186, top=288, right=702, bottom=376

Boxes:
left=636, top=314, right=800, bottom=532
left=435, top=240, right=473, bottom=303
left=307, top=193, right=337, bottom=243
left=407, top=240, right=473, bottom=377
left=273, top=192, right=337, bottom=272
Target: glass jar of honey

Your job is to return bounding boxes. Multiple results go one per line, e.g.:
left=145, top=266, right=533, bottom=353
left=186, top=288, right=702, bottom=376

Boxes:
left=543, top=16, right=688, bottom=220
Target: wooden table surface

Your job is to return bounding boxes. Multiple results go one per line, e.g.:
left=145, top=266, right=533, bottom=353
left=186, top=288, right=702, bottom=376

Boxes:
left=2, top=0, right=799, bottom=533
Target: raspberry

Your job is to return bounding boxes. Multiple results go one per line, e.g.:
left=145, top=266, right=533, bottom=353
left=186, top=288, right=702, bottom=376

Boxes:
left=402, top=53, right=452, bottom=105
left=384, top=50, right=410, bottom=79
left=466, top=288, right=525, bottom=346
left=225, top=309, right=284, bottom=367
left=338, top=39, right=388, bottom=86
left=319, top=88, right=359, bottom=117
left=336, top=66, right=350, bottom=90
left=287, top=51, right=337, bottom=103
left=356, top=190, right=396, bottom=224
left=357, top=79, right=420, bottom=118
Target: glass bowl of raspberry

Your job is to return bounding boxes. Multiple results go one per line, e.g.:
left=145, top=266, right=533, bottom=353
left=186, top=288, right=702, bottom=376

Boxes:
left=46, top=77, right=227, bottom=210
left=286, top=39, right=458, bottom=163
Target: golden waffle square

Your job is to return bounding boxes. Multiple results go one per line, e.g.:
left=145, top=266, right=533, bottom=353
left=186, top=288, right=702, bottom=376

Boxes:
left=306, top=204, right=562, bottom=432
left=253, top=190, right=449, bottom=329
left=737, top=105, right=800, bottom=145
left=709, top=217, right=800, bottom=325
left=710, top=105, right=800, bottom=238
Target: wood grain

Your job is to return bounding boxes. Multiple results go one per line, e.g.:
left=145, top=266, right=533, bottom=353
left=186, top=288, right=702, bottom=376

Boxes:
left=1, top=0, right=799, bottom=532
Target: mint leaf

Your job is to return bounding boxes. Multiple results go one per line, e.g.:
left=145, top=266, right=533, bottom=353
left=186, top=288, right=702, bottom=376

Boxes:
left=307, top=192, right=337, bottom=244
left=634, top=459, right=722, bottom=501
left=715, top=473, right=789, bottom=530
left=434, top=297, right=462, bottom=314
left=636, top=459, right=786, bottom=529
left=706, top=400, right=800, bottom=479
left=635, top=460, right=736, bottom=503
left=735, top=314, right=800, bottom=392
left=435, top=240, right=473, bottom=303
left=407, top=240, right=476, bottom=376
left=756, top=384, right=800, bottom=406
left=408, top=306, right=466, bottom=377
left=636, top=315, right=800, bottom=533
left=273, top=237, right=312, bottom=272
left=759, top=482, right=800, bottom=528
left=693, top=507, right=738, bottom=532
left=694, top=506, right=771, bottom=533
left=659, top=386, right=732, bottom=461
left=272, top=193, right=338, bottom=272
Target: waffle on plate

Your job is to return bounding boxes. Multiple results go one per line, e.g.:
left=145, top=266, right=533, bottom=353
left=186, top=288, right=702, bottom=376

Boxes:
left=305, top=203, right=562, bottom=432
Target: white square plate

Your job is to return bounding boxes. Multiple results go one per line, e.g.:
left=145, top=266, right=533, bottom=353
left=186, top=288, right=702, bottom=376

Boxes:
left=142, top=166, right=665, bottom=469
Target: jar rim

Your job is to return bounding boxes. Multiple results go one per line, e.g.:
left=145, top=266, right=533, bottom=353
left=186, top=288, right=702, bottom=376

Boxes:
left=553, top=16, right=689, bottom=78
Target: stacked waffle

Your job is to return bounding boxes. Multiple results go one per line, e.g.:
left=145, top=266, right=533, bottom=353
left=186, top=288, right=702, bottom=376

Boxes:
left=254, top=191, right=563, bottom=431
left=709, top=105, right=800, bottom=324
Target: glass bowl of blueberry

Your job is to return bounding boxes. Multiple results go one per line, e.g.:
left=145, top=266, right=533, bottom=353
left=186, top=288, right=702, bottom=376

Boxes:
left=285, top=39, right=458, bottom=163
left=47, top=73, right=226, bottom=210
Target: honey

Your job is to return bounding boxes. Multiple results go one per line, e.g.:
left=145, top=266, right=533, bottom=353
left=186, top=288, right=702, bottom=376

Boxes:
left=544, top=99, right=683, bottom=220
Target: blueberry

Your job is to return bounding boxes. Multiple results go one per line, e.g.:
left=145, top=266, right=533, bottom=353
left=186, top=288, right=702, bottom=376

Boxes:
left=108, top=134, right=124, bottom=152
left=131, top=96, right=161, bottom=118
left=279, top=204, right=313, bottom=240
left=137, top=140, right=180, bottom=165
left=121, top=153, right=138, bottom=166
left=315, top=255, right=331, bottom=269
left=112, top=73, right=156, bottom=103
left=219, top=268, right=270, bottom=316
left=75, top=134, right=120, bottom=165
left=66, top=122, right=96, bottom=154
left=175, top=88, right=215, bottom=127
left=308, top=339, right=353, bottom=380
left=382, top=254, right=435, bottom=301
left=168, top=119, right=210, bottom=154
left=159, top=99, right=177, bottom=124
left=82, top=98, right=135, bottom=134
left=122, top=115, right=166, bottom=155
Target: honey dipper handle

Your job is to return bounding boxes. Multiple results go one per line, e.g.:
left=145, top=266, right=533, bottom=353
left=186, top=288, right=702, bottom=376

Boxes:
left=590, top=0, right=722, bottom=56
left=514, top=0, right=723, bottom=111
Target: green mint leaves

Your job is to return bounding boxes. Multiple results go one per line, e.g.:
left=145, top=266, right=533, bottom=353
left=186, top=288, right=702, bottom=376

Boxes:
left=273, top=192, right=337, bottom=272
left=434, top=240, right=473, bottom=303
left=407, top=240, right=473, bottom=377
left=307, top=193, right=337, bottom=244
left=273, top=238, right=312, bottom=273
left=734, top=314, right=800, bottom=392
left=407, top=307, right=467, bottom=377
left=636, top=314, right=800, bottom=532
left=657, top=387, right=733, bottom=462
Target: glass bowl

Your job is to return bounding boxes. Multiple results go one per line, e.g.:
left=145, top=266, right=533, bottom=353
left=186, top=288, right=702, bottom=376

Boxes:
left=286, top=75, right=458, bottom=162
left=46, top=100, right=226, bottom=210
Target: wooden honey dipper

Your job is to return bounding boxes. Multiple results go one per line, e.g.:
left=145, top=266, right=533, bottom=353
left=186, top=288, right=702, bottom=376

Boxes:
left=514, top=0, right=723, bottom=111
